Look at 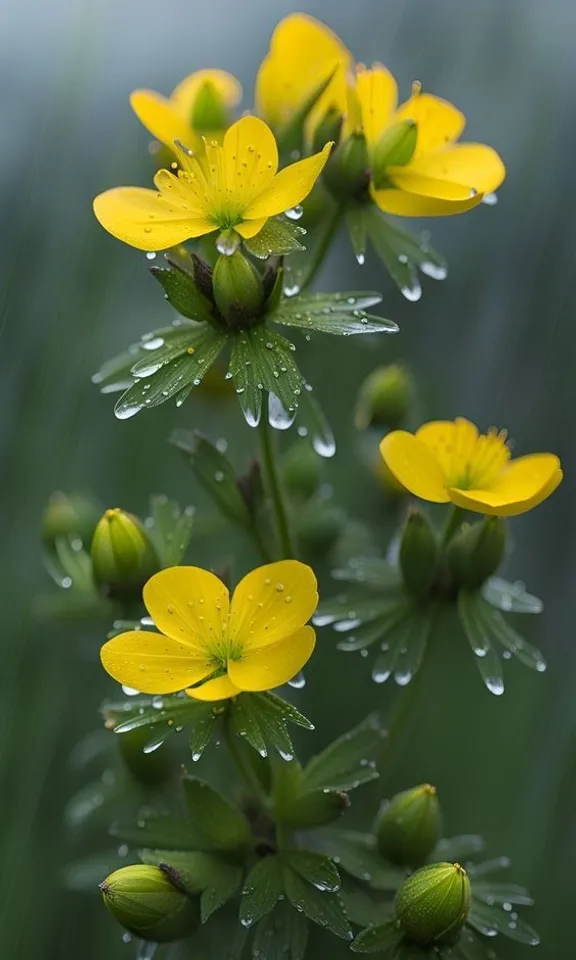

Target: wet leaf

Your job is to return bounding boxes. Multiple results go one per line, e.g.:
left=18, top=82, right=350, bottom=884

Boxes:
left=228, top=326, right=304, bottom=427
left=365, top=208, right=447, bottom=300
left=171, top=430, right=251, bottom=526
left=477, top=597, right=546, bottom=672
left=244, top=217, right=306, bottom=259
left=149, top=259, right=215, bottom=322
left=483, top=576, right=543, bottom=614
left=457, top=590, right=504, bottom=696
left=351, top=920, right=403, bottom=954
left=146, top=494, right=195, bottom=566
left=272, top=291, right=397, bottom=336
left=252, top=901, right=308, bottom=960
left=293, top=388, right=336, bottom=458
left=283, top=865, right=352, bottom=940
left=181, top=776, right=251, bottom=850
left=110, top=813, right=211, bottom=850
left=433, top=834, right=486, bottom=862
left=312, top=829, right=407, bottom=889
left=281, top=849, right=340, bottom=892
left=302, top=713, right=387, bottom=792
left=140, top=849, right=242, bottom=921
left=240, top=855, right=284, bottom=926
left=468, top=901, right=539, bottom=945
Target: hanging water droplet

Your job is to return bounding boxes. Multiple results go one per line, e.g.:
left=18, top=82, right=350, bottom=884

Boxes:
left=400, top=279, right=422, bottom=302
left=284, top=282, right=300, bottom=297
left=420, top=261, right=448, bottom=280
left=145, top=252, right=157, bottom=260
left=285, top=205, right=304, bottom=220
left=141, top=335, right=165, bottom=350
left=482, top=192, right=498, bottom=206
left=356, top=252, right=365, bottom=265
left=268, top=392, right=296, bottom=430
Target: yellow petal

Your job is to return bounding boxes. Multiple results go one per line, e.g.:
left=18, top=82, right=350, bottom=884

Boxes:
left=235, top=217, right=268, bottom=239
left=256, top=13, right=351, bottom=130
left=386, top=171, right=477, bottom=201
left=171, top=69, right=242, bottom=116
left=185, top=674, right=240, bottom=702
left=244, top=142, right=332, bottom=219
left=153, top=169, right=207, bottom=210
left=93, top=187, right=215, bottom=251
left=370, top=182, right=481, bottom=218
left=355, top=64, right=398, bottom=150
left=100, top=631, right=210, bottom=694
left=143, top=566, right=229, bottom=653
left=130, top=90, right=200, bottom=150
left=405, top=144, right=506, bottom=194
left=416, top=419, right=479, bottom=488
left=222, top=116, right=278, bottom=209
left=379, top=431, right=450, bottom=503
left=228, top=626, right=316, bottom=692
left=229, top=561, right=318, bottom=649
left=394, top=92, right=465, bottom=158
left=449, top=454, right=563, bottom=517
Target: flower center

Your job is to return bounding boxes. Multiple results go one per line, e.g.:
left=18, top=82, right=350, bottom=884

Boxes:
left=452, top=429, right=510, bottom=490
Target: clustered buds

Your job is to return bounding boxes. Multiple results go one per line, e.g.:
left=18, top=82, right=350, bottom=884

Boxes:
left=395, top=861, right=471, bottom=945
left=91, top=508, right=160, bottom=601
left=212, top=251, right=267, bottom=326
left=448, top=516, right=506, bottom=589
left=375, top=783, right=441, bottom=867
left=101, top=865, right=200, bottom=942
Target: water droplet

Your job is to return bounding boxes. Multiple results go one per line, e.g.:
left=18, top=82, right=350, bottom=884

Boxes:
left=145, top=252, right=157, bottom=260
left=482, top=192, right=498, bottom=206
left=420, top=261, right=448, bottom=281
left=356, top=252, right=365, bottom=265
left=400, top=280, right=422, bottom=302
left=485, top=676, right=505, bottom=696
left=214, top=470, right=224, bottom=482
left=141, top=335, right=165, bottom=350
left=216, top=231, right=239, bottom=256
left=275, top=583, right=284, bottom=592
left=284, top=282, right=300, bottom=297
left=122, top=685, right=140, bottom=696
left=285, top=205, right=304, bottom=220
left=268, top=392, right=296, bottom=430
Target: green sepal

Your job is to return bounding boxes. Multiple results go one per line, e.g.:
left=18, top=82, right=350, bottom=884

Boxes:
left=139, top=849, right=242, bottom=922
left=228, top=326, right=305, bottom=427
left=324, top=133, right=370, bottom=202
left=371, top=121, right=417, bottom=185
left=191, top=79, right=229, bottom=133
left=181, top=775, right=251, bottom=850
left=150, top=253, right=216, bottom=323
left=171, top=429, right=252, bottom=526
left=399, top=508, right=439, bottom=599
left=271, top=290, right=397, bottom=336
left=243, top=218, right=307, bottom=259
left=91, top=508, right=161, bottom=601
left=212, top=251, right=265, bottom=326
left=363, top=206, right=447, bottom=300
left=301, top=713, right=387, bottom=792
left=448, top=517, right=506, bottom=589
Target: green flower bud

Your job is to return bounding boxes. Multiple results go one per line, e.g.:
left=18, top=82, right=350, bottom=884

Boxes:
left=91, top=509, right=160, bottom=601
left=42, top=491, right=101, bottom=549
left=395, top=862, right=471, bottom=945
left=101, top=864, right=200, bottom=942
left=399, top=508, right=438, bottom=599
left=448, top=517, right=506, bottom=589
left=312, top=106, right=344, bottom=153
left=190, top=80, right=228, bottom=133
left=324, top=133, right=370, bottom=202
left=212, top=251, right=265, bottom=328
left=375, top=783, right=441, bottom=868
left=355, top=364, right=413, bottom=431
left=371, top=121, right=417, bottom=188
left=282, top=443, right=324, bottom=501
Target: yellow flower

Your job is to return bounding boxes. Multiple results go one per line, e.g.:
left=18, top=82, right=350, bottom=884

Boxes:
left=130, top=69, right=242, bottom=151
left=380, top=418, right=562, bottom=516
left=93, top=116, right=332, bottom=252
left=256, top=13, right=352, bottom=141
left=100, top=561, right=318, bottom=701
left=352, top=67, right=505, bottom=216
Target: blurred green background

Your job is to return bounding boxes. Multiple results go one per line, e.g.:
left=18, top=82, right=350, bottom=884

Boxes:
left=1, top=0, right=575, bottom=956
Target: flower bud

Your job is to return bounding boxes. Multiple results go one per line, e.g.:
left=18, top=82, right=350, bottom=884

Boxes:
left=91, top=509, right=160, bottom=601
left=371, top=121, right=417, bottom=187
left=101, top=864, right=200, bottom=942
left=282, top=443, right=324, bottom=501
left=399, top=508, right=438, bottom=599
left=448, top=517, right=506, bottom=589
left=395, top=862, right=471, bottom=945
left=212, top=252, right=265, bottom=328
left=375, top=783, right=441, bottom=868
left=190, top=80, right=228, bottom=133
left=42, top=491, right=101, bottom=549
left=355, top=364, right=413, bottom=431
left=324, top=133, right=370, bottom=202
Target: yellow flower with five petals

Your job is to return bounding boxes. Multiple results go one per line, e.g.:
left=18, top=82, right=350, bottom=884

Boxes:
left=380, top=418, right=562, bottom=516
left=93, top=116, right=332, bottom=251
left=100, top=561, right=318, bottom=701
left=131, top=69, right=242, bottom=152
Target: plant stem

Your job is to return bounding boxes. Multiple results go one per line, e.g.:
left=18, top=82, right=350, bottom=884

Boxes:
left=258, top=399, right=298, bottom=559
left=440, top=505, right=465, bottom=550
left=300, top=203, right=343, bottom=292
left=224, top=720, right=268, bottom=806
left=248, top=519, right=273, bottom=564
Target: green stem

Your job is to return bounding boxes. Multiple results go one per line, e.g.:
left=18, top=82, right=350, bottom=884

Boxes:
left=300, top=203, right=343, bottom=292
left=248, top=519, right=273, bottom=564
left=224, top=720, right=268, bottom=806
left=258, top=399, right=298, bottom=559
left=440, top=505, right=465, bottom=550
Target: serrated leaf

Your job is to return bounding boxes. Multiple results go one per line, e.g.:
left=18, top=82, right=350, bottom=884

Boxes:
left=228, top=326, right=304, bottom=427
left=258, top=691, right=314, bottom=730
left=458, top=590, right=504, bottom=696
left=477, top=597, right=546, bottom=672
left=351, top=921, right=403, bottom=954
left=244, top=218, right=306, bottom=259
left=483, top=576, right=543, bottom=614
left=345, top=204, right=369, bottom=264
left=312, top=829, right=407, bottom=890
left=252, top=901, right=308, bottom=960
left=229, top=695, right=269, bottom=757
left=150, top=260, right=215, bottom=322
left=272, top=291, right=397, bottom=336
left=110, top=813, right=210, bottom=850
left=283, top=866, right=352, bottom=940
left=92, top=324, right=194, bottom=393
left=140, top=849, right=241, bottom=921
left=302, top=714, right=387, bottom=792
left=114, top=324, right=227, bottom=419
left=240, top=855, right=284, bottom=926
left=107, top=694, right=208, bottom=752
left=282, top=849, right=340, bottom=892
left=188, top=704, right=220, bottom=761
left=182, top=776, right=251, bottom=850
left=171, top=430, right=251, bottom=526
left=146, top=494, right=195, bottom=566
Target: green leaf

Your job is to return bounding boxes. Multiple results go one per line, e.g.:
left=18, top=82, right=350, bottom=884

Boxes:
left=171, top=430, right=251, bottom=526
left=472, top=882, right=533, bottom=906
left=331, top=556, right=402, bottom=589
left=283, top=866, right=352, bottom=940
left=476, top=597, right=546, bottom=672
left=468, top=902, right=539, bottom=945
left=351, top=921, right=403, bottom=954
left=302, top=714, right=387, bottom=792
left=244, top=218, right=306, bottom=259
left=229, top=695, right=269, bottom=757
left=335, top=603, right=413, bottom=653
left=252, top=901, right=308, bottom=960
left=276, top=788, right=350, bottom=829
left=457, top=590, right=504, bottom=696
left=114, top=324, right=227, bottom=419
left=339, top=879, right=393, bottom=927
left=433, top=834, right=485, bottom=862
left=46, top=536, right=95, bottom=593
left=228, top=326, right=305, bottom=427
left=345, top=204, right=369, bottom=265
left=365, top=207, right=447, bottom=300
left=483, top=576, right=543, bottom=614
left=271, top=291, right=397, bottom=336
left=110, top=813, right=211, bottom=850
left=313, top=591, right=400, bottom=627
left=139, top=849, right=242, bottom=921
left=188, top=704, right=220, bottom=761
left=106, top=694, right=211, bottom=754
left=92, top=324, right=195, bottom=393
left=259, top=691, right=315, bottom=730
left=182, top=776, right=251, bottom=849
left=229, top=692, right=313, bottom=760
left=293, top=388, right=336, bottom=458
left=150, top=258, right=215, bottom=322
left=313, top=829, right=407, bottom=890
left=240, top=856, right=284, bottom=926
left=146, top=494, right=195, bottom=566
left=64, top=778, right=122, bottom=829
left=282, top=849, right=340, bottom=892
